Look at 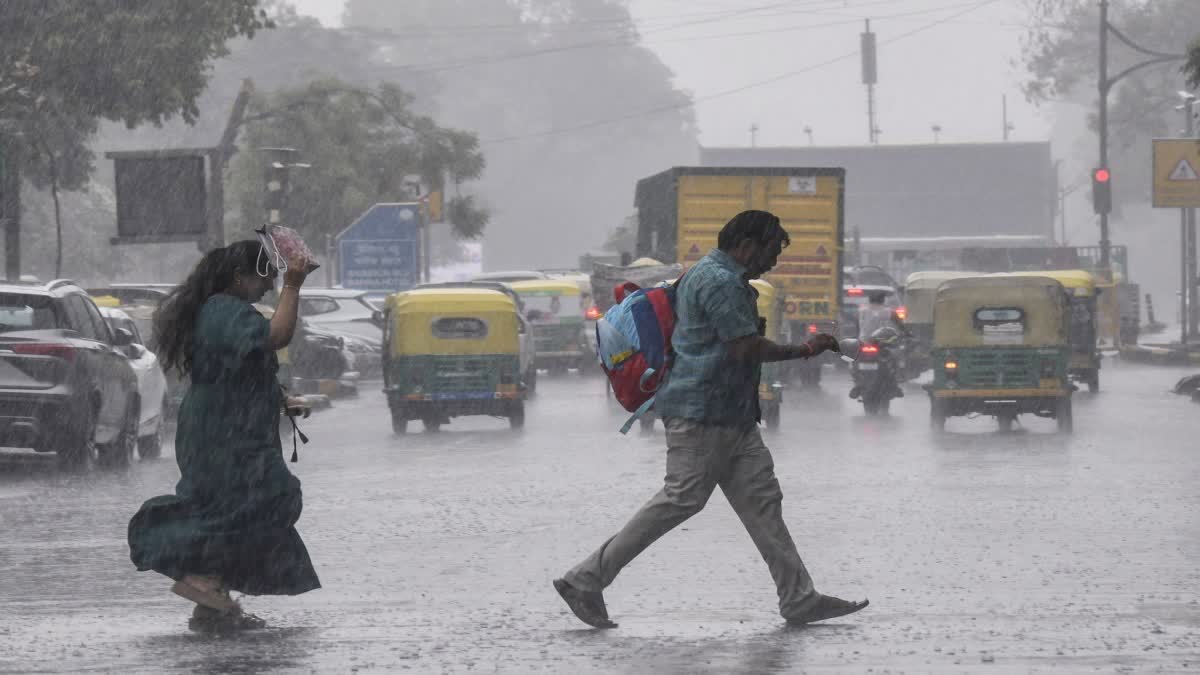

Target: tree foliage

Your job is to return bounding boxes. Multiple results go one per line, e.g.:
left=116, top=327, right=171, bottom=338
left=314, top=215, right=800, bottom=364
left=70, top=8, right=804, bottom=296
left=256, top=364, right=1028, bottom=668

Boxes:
left=231, top=78, right=488, bottom=242
left=1020, top=1, right=1199, bottom=209
left=0, top=0, right=271, bottom=276
left=342, top=0, right=699, bottom=268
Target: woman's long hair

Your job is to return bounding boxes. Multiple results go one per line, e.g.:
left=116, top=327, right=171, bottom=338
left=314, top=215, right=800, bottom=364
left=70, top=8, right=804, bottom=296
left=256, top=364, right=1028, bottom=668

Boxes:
left=154, top=240, right=269, bottom=376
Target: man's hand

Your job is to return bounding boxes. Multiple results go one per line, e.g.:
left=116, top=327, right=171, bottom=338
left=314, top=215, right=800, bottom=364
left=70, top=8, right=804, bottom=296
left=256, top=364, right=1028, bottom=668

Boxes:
left=285, top=396, right=312, bottom=419
left=807, top=333, right=840, bottom=355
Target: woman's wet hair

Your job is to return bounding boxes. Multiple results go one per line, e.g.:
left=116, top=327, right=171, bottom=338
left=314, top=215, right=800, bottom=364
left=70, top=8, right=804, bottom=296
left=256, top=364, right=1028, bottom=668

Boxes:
left=154, top=240, right=274, bottom=376
left=717, top=210, right=790, bottom=251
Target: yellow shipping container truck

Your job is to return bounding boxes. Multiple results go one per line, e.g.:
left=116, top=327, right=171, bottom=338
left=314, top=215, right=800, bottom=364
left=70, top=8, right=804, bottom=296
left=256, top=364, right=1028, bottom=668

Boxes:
left=634, top=167, right=846, bottom=386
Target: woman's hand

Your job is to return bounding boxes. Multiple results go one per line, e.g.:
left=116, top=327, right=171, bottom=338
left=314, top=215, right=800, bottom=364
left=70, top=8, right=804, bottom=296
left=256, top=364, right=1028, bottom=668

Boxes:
left=282, top=253, right=310, bottom=289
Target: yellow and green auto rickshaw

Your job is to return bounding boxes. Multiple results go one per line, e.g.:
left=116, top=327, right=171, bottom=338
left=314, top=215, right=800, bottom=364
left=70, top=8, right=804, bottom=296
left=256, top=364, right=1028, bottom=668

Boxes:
left=752, top=279, right=787, bottom=429
left=927, top=275, right=1073, bottom=433
left=902, top=271, right=980, bottom=372
left=1009, top=270, right=1101, bottom=392
left=382, top=288, right=525, bottom=434
left=508, top=279, right=589, bottom=374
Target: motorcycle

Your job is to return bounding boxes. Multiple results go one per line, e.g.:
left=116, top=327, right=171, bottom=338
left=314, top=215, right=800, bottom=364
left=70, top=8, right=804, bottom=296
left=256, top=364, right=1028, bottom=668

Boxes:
left=847, top=327, right=905, bottom=416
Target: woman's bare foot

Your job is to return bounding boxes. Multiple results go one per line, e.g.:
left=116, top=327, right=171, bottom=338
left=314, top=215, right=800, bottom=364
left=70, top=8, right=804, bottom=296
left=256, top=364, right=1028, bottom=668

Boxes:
left=171, top=576, right=238, bottom=612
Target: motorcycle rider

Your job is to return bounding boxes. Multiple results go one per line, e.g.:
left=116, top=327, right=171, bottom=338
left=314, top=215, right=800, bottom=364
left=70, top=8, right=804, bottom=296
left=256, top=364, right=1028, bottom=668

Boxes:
left=851, top=291, right=908, bottom=400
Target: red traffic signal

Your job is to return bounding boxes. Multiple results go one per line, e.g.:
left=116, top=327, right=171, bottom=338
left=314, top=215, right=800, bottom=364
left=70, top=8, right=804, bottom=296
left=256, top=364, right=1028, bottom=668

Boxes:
left=1092, top=167, right=1112, bottom=214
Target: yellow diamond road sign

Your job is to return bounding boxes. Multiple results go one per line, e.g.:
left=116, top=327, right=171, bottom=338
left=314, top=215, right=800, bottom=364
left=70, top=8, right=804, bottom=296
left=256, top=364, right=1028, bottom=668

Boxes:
left=1153, top=138, right=1200, bottom=208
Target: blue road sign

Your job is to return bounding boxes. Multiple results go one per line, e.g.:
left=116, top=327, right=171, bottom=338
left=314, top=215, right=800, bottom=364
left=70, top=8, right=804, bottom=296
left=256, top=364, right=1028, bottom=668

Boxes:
left=336, top=203, right=421, bottom=292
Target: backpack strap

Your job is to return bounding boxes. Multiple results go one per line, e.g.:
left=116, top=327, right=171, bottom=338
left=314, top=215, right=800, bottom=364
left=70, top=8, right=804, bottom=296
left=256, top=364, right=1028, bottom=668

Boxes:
left=614, top=281, right=641, bottom=303
left=619, top=395, right=657, bottom=435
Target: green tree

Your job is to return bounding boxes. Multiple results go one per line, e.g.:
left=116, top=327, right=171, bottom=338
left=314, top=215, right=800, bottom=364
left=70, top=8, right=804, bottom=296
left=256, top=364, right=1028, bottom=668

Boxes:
left=343, top=0, right=698, bottom=269
left=0, top=0, right=271, bottom=276
left=230, top=78, right=487, bottom=243
left=1021, top=0, right=1197, bottom=211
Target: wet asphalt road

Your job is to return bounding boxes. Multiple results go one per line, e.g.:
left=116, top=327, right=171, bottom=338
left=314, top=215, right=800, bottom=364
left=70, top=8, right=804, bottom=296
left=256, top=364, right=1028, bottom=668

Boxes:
left=1, top=360, right=1198, bottom=673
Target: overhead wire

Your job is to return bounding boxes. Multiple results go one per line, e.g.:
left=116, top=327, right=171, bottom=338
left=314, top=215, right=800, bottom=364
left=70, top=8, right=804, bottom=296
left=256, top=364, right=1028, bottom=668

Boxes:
left=480, top=0, right=1002, bottom=146
left=395, top=0, right=987, bottom=75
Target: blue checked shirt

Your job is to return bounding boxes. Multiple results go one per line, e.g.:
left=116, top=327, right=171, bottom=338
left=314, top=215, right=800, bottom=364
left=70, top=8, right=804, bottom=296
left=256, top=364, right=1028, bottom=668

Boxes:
left=656, top=248, right=762, bottom=428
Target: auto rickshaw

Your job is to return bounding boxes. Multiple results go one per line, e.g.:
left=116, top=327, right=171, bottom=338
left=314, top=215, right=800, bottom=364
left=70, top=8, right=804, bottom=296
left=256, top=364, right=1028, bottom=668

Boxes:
left=1008, top=270, right=1101, bottom=392
left=902, top=271, right=980, bottom=373
left=927, top=275, right=1073, bottom=433
left=752, top=279, right=786, bottom=429
left=382, top=288, right=525, bottom=433
left=507, top=279, right=588, bottom=374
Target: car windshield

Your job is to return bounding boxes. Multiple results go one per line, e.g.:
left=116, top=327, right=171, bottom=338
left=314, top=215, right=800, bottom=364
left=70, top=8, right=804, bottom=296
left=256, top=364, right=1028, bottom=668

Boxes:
left=518, top=293, right=579, bottom=322
left=0, top=294, right=63, bottom=332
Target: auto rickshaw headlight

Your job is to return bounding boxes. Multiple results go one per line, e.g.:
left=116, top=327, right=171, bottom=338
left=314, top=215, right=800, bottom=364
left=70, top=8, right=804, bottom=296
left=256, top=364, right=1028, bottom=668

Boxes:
left=944, top=360, right=958, bottom=377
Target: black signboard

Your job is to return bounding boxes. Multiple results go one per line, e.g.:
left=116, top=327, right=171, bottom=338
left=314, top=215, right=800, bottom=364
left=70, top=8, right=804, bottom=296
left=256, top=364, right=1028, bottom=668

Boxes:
left=114, top=155, right=206, bottom=239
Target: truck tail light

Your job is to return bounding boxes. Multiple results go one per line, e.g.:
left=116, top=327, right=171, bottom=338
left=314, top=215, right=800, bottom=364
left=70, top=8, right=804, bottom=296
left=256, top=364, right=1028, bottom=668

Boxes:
left=585, top=305, right=602, bottom=321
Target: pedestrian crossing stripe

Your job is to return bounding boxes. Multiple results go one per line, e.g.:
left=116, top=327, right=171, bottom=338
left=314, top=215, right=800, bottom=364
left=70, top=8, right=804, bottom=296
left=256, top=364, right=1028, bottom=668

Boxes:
left=1169, top=158, right=1199, bottom=181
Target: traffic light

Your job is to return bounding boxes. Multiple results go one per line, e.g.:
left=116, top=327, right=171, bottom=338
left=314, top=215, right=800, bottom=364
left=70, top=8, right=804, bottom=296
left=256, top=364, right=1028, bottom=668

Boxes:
left=264, top=162, right=289, bottom=223
left=1092, top=167, right=1112, bottom=215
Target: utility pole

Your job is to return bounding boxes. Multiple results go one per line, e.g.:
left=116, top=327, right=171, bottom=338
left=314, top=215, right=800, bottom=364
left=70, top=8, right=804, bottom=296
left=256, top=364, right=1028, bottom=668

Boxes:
left=749, top=123, right=759, bottom=148
left=803, top=126, right=814, bottom=145
left=1181, top=96, right=1199, bottom=339
left=0, top=134, right=18, bottom=281
left=1002, top=94, right=1014, bottom=141
left=931, top=125, right=942, bottom=143
left=862, top=20, right=878, bottom=145
left=203, top=79, right=254, bottom=252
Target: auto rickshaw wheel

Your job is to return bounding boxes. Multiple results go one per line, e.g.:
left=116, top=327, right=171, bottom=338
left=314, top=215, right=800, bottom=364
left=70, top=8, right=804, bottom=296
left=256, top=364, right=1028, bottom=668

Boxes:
left=390, top=409, right=407, bottom=435
left=525, top=368, right=538, bottom=397
left=764, top=405, right=780, bottom=430
left=509, top=401, right=525, bottom=429
left=930, top=398, right=947, bottom=432
left=639, top=416, right=655, bottom=433
left=1087, top=373, right=1099, bottom=394
left=997, top=413, right=1015, bottom=433
left=1056, top=397, right=1073, bottom=433
left=423, top=418, right=442, bottom=433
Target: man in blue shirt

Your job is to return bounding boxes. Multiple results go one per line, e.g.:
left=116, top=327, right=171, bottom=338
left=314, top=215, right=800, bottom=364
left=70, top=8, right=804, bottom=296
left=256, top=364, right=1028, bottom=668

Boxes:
left=554, top=210, right=868, bottom=628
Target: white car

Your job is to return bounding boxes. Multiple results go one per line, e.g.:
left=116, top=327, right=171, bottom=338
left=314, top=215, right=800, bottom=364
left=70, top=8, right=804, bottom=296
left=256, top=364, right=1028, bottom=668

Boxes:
left=99, top=307, right=168, bottom=458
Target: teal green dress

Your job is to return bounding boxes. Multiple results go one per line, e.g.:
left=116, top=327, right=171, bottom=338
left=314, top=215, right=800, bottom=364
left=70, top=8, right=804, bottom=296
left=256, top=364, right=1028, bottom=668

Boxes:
left=128, top=294, right=320, bottom=596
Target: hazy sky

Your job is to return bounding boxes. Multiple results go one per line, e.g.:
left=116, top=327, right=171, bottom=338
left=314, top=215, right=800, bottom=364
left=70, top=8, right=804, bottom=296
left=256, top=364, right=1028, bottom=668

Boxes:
left=288, top=0, right=1051, bottom=148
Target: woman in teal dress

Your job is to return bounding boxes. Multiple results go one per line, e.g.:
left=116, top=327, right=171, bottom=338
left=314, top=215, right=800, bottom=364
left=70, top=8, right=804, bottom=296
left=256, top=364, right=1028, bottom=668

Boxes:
left=128, top=240, right=319, bottom=631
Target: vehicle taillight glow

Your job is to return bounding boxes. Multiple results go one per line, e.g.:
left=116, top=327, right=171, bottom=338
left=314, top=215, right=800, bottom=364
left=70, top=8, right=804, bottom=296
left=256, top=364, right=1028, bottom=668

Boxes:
left=847, top=288, right=864, bottom=296
left=10, top=343, right=76, bottom=361
left=585, top=305, right=602, bottom=321
left=807, top=324, right=818, bottom=334
left=861, top=344, right=879, bottom=354
left=895, top=306, right=907, bottom=320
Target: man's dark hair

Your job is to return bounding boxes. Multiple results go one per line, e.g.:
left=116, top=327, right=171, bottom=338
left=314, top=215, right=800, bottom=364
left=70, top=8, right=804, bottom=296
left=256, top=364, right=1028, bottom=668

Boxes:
left=717, top=210, right=789, bottom=251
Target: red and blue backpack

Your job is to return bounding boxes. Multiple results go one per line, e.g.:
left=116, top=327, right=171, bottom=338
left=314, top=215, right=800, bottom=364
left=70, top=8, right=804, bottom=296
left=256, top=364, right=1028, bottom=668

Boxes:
left=595, top=279, right=681, bottom=433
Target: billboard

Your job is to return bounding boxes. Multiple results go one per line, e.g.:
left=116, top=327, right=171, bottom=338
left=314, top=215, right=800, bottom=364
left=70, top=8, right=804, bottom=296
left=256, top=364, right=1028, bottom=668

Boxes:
left=113, top=155, right=207, bottom=238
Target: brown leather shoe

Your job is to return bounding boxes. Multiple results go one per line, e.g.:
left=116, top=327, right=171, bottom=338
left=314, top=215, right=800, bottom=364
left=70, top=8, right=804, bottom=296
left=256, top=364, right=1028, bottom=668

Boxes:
left=786, top=594, right=869, bottom=625
left=553, top=578, right=617, bottom=629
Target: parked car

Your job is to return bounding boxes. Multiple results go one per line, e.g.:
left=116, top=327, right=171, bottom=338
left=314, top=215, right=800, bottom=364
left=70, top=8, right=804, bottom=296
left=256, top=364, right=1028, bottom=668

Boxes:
left=86, top=284, right=173, bottom=307
left=98, top=306, right=168, bottom=458
left=298, top=288, right=383, bottom=377
left=0, top=280, right=139, bottom=466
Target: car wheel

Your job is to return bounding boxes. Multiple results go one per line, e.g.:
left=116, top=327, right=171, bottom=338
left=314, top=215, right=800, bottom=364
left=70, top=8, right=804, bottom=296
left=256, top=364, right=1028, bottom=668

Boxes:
left=138, top=414, right=165, bottom=460
left=101, top=404, right=138, bottom=468
left=1056, top=397, right=1073, bottom=434
left=58, top=407, right=98, bottom=471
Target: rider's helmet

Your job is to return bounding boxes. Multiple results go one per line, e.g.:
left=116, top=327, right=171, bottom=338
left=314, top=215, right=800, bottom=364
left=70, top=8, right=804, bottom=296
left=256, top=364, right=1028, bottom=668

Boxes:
left=870, top=325, right=902, bottom=348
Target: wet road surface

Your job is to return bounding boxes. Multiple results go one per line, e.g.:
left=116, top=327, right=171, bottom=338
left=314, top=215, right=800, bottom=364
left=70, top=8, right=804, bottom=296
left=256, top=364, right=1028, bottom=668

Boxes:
left=1, top=360, right=1198, bottom=673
